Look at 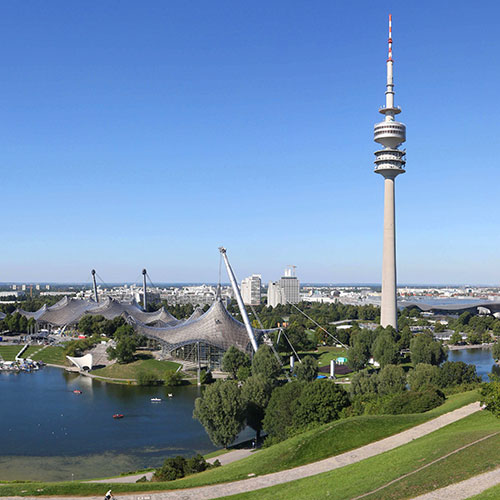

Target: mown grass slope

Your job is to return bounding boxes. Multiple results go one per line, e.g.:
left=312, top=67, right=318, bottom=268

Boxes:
left=0, top=391, right=479, bottom=497
left=224, top=409, right=500, bottom=500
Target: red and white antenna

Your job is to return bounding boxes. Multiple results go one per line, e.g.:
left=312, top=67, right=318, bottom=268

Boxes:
left=387, top=14, right=393, bottom=62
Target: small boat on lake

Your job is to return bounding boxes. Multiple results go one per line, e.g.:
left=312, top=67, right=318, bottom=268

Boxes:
left=73, top=390, right=82, bottom=394
left=151, top=398, right=161, bottom=402
left=168, top=393, right=173, bottom=398
left=113, top=414, right=124, bottom=419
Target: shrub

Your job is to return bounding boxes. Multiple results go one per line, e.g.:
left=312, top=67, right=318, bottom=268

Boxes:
left=291, top=380, right=350, bottom=430
left=152, top=454, right=213, bottom=482
left=164, top=370, right=183, bottom=386
left=136, top=371, right=162, bottom=386
left=383, top=387, right=445, bottom=415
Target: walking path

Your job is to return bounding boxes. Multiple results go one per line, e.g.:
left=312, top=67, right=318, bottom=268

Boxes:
left=413, top=466, right=500, bottom=499
left=4, top=402, right=482, bottom=500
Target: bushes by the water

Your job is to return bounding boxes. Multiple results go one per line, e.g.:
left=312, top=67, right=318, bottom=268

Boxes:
left=152, top=454, right=218, bottom=481
left=136, top=370, right=163, bottom=386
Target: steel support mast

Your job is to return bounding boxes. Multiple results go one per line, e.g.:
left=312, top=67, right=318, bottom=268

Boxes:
left=219, top=247, right=259, bottom=352
left=91, top=269, right=99, bottom=303
left=142, top=268, right=147, bottom=311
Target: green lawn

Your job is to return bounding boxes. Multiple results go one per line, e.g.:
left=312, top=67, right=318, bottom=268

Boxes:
left=32, top=346, right=67, bottom=365
left=224, top=409, right=500, bottom=500
left=22, top=345, right=42, bottom=358
left=90, top=356, right=180, bottom=380
left=0, top=391, right=479, bottom=497
left=0, top=344, right=25, bottom=361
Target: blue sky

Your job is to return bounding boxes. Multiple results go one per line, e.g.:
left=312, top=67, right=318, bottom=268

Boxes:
left=0, top=1, right=498, bottom=285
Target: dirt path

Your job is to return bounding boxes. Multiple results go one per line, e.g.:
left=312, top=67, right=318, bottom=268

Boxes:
left=4, top=402, right=481, bottom=500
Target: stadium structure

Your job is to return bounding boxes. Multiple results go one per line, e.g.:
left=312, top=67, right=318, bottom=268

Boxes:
left=14, top=249, right=267, bottom=368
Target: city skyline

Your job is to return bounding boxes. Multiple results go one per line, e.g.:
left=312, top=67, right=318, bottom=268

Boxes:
left=1, top=1, right=499, bottom=284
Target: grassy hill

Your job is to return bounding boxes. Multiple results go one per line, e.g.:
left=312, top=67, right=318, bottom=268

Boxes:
left=90, top=355, right=180, bottom=380
left=0, top=390, right=479, bottom=498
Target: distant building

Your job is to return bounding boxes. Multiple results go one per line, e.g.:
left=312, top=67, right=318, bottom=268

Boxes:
left=267, top=267, right=300, bottom=307
left=241, top=274, right=261, bottom=306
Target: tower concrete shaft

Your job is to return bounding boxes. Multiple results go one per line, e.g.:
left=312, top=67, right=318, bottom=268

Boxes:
left=374, top=14, right=406, bottom=330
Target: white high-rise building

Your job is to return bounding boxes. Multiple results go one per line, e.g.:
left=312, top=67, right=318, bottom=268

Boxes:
left=267, top=267, right=300, bottom=307
left=241, top=274, right=261, bottom=306
left=373, top=15, right=406, bottom=330
left=267, top=281, right=285, bottom=308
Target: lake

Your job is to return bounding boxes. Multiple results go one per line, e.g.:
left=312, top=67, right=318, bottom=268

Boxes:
left=0, top=367, right=248, bottom=481
left=447, top=346, right=499, bottom=381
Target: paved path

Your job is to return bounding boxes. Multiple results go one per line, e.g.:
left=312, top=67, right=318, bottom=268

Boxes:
left=413, top=466, right=500, bottom=499
left=4, top=402, right=482, bottom=500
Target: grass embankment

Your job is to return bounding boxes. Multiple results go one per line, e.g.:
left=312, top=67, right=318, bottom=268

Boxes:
left=0, top=391, right=479, bottom=497
left=0, top=344, right=67, bottom=365
left=90, top=356, right=180, bottom=380
left=225, top=409, right=500, bottom=500
left=0, top=345, right=24, bottom=360
left=32, top=346, right=67, bottom=365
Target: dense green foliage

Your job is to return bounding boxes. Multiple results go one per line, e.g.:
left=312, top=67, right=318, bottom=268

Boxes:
left=383, top=387, right=445, bottom=414
left=106, top=325, right=138, bottom=364
left=262, top=381, right=304, bottom=442
left=241, top=375, right=273, bottom=440
left=410, top=331, right=447, bottom=366
left=193, top=380, right=246, bottom=448
left=291, top=380, right=350, bottom=430
left=251, top=344, right=281, bottom=380
left=293, top=355, right=318, bottom=382
left=221, top=346, right=250, bottom=379
left=153, top=454, right=217, bottom=481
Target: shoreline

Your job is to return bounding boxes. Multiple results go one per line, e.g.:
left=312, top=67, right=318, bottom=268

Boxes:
left=446, top=343, right=494, bottom=351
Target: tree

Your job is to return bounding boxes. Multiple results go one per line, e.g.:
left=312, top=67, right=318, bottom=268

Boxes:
left=193, top=380, right=245, bottom=448
left=222, top=346, right=250, bottom=379
left=467, top=332, right=481, bottom=345
left=407, top=363, right=439, bottom=391
left=434, top=322, right=446, bottom=333
left=437, top=361, right=481, bottom=388
left=292, top=380, right=350, bottom=430
left=348, top=342, right=370, bottom=371
left=377, top=364, right=406, bottom=395
left=293, top=356, right=318, bottom=382
left=252, top=345, right=281, bottom=380
left=449, top=331, right=463, bottom=345
left=480, top=381, right=500, bottom=418
left=241, top=375, right=273, bottom=441
left=410, top=333, right=447, bottom=366
left=492, top=342, right=500, bottom=361
left=263, top=381, right=304, bottom=442
left=397, top=326, right=412, bottom=350
left=349, top=369, right=379, bottom=397
left=107, top=334, right=137, bottom=364
left=373, top=333, right=400, bottom=367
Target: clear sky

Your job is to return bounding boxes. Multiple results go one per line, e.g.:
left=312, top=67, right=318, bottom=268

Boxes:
left=1, top=1, right=498, bottom=285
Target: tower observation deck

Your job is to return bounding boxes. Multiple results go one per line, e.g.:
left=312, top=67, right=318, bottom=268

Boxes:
left=374, top=14, right=406, bottom=330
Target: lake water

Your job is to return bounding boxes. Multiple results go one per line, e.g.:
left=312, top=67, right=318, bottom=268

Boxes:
left=447, top=346, right=499, bottom=381
left=0, top=367, right=251, bottom=482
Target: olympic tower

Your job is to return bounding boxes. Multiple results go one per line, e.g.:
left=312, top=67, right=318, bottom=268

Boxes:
left=373, top=15, right=406, bottom=329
